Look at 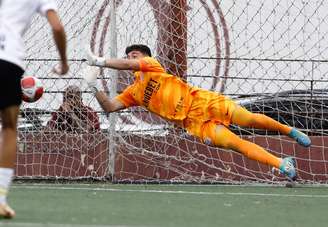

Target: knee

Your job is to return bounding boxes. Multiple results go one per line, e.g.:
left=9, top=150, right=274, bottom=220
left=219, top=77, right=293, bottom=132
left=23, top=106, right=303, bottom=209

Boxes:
left=1, top=107, right=19, bottom=129
left=201, top=124, right=232, bottom=148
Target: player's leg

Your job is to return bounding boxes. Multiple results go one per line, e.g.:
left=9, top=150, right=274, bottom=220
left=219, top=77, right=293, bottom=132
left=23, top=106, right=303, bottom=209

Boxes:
left=0, top=106, right=20, bottom=168
left=201, top=122, right=297, bottom=180
left=231, top=105, right=311, bottom=147
left=0, top=59, right=24, bottom=218
left=0, top=106, right=19, bottom=218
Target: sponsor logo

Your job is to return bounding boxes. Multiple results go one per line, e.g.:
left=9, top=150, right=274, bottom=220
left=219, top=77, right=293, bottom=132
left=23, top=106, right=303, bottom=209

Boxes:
left=143, top=78, right=160, bottom=107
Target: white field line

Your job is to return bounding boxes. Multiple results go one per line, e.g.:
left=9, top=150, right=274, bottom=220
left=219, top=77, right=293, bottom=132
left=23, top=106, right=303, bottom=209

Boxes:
left=11, top=185, right=328, bottom=198
left=0, top=223, right=150, bottom=227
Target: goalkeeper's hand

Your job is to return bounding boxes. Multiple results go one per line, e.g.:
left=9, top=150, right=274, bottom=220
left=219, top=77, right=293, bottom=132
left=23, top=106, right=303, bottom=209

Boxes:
left=86, top=48, right=106, bottom=67
left=82, top=65, right=100, bottom=94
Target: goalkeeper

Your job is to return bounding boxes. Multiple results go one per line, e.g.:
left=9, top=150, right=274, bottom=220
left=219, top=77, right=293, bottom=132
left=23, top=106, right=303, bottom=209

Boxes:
left=84, top=44, right=311, bottom=181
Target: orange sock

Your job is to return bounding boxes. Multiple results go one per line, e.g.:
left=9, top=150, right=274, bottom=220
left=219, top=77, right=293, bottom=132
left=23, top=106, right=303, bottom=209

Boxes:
left=202, top=123, right=282, bottom=168
left=232, top=138, right=282, bottom=168
left=231, top=107, right=292, bottom=135
left=248, top=113, right=292, bottom=135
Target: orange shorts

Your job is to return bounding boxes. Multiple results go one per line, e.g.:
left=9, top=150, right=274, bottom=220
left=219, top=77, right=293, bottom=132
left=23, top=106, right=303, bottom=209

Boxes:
left=183, top=89, right=237, bottom=142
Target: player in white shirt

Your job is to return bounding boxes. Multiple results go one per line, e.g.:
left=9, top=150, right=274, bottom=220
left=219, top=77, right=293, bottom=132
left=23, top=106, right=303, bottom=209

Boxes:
left=0, top=0, right=69, bottom=218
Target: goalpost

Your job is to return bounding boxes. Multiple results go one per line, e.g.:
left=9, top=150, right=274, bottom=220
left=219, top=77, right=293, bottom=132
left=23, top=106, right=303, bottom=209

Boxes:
left=16, top=0, right=328, bottom=184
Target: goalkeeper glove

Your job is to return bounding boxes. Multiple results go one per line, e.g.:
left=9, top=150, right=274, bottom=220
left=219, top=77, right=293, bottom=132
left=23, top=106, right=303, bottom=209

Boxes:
left=82, top=65, right=100, bottom=94
left=86, top=49, right=106, bottom=67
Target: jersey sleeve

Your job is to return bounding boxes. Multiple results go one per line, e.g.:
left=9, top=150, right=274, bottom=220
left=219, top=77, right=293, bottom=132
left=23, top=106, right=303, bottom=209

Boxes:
left=139, top=57, right=165, bottom=73
left=37, top=0, right=58, bottom=16
left=115, top=84, right=138, bottom=108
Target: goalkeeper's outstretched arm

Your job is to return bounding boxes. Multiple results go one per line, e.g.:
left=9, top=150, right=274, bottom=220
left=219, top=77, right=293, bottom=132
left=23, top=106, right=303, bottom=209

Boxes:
left=82, top=65, right=126, bottom=113
left=86, top=49, right=140, bottom=71
left=94, top=91, right=126, bottom=113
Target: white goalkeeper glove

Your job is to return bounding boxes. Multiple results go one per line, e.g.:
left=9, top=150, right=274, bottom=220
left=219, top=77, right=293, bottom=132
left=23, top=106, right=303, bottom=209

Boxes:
left=82, top=65, right=100, bottom=94
left=86, top=48, right=106, bottom=67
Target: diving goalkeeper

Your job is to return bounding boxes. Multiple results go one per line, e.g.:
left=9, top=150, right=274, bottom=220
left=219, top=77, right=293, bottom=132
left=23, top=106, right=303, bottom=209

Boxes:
left=84, top=44, right=311, bottom=181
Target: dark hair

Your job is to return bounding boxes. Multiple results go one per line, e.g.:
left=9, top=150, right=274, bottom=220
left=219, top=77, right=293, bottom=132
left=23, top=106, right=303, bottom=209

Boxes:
left=125, top=44, right=152, bottom=57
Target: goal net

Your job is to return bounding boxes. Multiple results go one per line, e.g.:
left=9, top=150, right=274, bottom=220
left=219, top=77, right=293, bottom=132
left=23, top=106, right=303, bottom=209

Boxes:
left=17, top=0, right=328, bottom=184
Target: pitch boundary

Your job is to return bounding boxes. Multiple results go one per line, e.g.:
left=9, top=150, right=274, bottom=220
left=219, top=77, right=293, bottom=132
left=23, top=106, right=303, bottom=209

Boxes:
left=11, top=184, right=328, bottom=198
left=0, top=223, right=150, bottom=227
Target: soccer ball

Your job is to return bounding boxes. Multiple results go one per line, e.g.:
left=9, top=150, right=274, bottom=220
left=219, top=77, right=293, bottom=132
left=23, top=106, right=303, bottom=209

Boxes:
left=21, top=76, right=44, bottom=103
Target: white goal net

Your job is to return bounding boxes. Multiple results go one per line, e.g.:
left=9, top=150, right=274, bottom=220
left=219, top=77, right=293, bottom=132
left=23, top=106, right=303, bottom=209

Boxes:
left=17, top=0, right=328, bottom=184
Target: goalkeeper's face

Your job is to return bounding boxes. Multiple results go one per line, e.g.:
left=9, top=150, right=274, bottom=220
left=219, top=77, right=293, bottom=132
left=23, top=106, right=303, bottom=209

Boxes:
left=127, top=50, right=145, bottom=60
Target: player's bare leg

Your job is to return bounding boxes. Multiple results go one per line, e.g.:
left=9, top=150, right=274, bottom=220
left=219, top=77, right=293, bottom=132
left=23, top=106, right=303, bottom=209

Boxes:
left=231, top=106, right=311, bottom=147
left=0, top=105, right=19, bottom=218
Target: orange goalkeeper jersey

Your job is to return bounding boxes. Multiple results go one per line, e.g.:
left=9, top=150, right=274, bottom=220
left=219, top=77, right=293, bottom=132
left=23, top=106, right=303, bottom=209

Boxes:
left=116, top=57, right=199, bottom=121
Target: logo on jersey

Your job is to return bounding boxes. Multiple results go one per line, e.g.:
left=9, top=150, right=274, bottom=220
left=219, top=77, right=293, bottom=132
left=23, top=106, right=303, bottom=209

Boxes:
left=143, top=78, right=160, bottom=107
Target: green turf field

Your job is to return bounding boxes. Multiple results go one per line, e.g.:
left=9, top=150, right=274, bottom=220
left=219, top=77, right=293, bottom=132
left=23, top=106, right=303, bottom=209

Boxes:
left=0, top=183, right=327, bottom=227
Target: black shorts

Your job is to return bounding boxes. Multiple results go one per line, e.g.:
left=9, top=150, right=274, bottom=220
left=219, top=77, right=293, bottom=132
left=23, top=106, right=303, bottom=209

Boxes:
left=0, top=59, right=24, bottom=110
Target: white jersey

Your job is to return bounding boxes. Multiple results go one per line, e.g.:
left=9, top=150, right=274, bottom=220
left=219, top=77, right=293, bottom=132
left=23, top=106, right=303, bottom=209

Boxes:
left=0, top=0, right=57, bottom=69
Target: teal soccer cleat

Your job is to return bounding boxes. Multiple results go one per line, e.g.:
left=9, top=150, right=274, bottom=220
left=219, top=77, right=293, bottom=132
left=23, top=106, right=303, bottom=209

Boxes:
left=279, top=157, right=297, bottom=181
left=288, top=128, right=311, bottom=147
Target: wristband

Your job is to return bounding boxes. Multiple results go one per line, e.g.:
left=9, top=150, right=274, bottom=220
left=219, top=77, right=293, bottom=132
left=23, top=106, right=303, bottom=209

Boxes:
left=95, top=57, right=106, bottom=67
left=90, top=85, right=99, bottom=95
